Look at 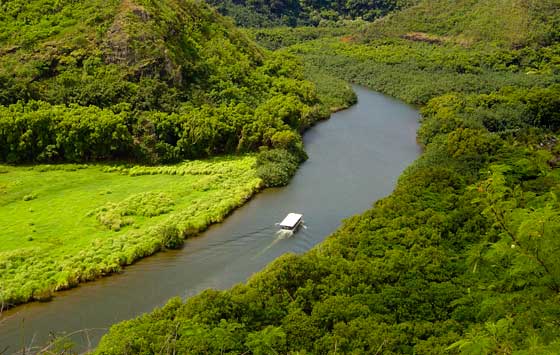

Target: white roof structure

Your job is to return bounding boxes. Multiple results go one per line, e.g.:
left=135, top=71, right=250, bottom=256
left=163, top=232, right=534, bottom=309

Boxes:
left=279, top=213, right=303, bottom=228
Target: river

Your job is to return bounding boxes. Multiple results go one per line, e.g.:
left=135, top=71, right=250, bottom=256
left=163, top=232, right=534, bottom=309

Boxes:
left=0, top=86, right=420, bottom=353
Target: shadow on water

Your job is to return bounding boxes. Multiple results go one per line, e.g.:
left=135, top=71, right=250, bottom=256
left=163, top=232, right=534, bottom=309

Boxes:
left=0, top=86, right=421, bottom=353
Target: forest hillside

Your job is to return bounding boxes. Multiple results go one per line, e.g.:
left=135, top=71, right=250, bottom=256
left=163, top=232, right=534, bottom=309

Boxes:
left=0, top=0, right=327, bottom=169
left=363, top=0, right=560, bottom=48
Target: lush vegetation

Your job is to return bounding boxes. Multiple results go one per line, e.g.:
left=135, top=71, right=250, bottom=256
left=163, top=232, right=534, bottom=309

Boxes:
left=0, top=0, right=328, bottom=166
left=288, top=37, right=559, bottom=106
left=0, top=156, right=262, bottom=307
left=281, top=0, right=560, bottom=105
left=0, top=0, right=359, bottom=313
left=364, top=0, right=560, bottom=48
left=245, top=24, right=362, bottom=50
left=205, top=0, right=416, bottom=27
left=95, top=0, right=560, bottom=354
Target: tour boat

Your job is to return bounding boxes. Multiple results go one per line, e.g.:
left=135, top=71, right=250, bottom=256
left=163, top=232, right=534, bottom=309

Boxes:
left=278, top=213, right=304, bottom=232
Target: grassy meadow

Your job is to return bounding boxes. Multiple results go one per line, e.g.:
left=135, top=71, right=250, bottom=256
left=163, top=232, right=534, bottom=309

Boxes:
left=0, top=156, right=262, bottom=307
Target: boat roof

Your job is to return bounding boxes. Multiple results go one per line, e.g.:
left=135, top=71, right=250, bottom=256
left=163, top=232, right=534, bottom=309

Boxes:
left=279, top=213, right=303, bottom=228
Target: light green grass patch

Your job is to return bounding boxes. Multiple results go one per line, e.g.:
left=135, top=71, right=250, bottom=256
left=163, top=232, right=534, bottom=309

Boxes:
left=0, top=155, right=262, bottom=306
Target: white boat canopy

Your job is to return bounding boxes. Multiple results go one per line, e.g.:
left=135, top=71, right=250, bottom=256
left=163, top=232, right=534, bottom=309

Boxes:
left=279, top=213, right=303, bottom=229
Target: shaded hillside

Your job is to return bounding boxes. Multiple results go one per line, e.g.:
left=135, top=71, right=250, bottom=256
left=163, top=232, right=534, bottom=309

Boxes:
left=205, top=0, right=417, bottom=27
left=0, top=0, right=326, bottom=166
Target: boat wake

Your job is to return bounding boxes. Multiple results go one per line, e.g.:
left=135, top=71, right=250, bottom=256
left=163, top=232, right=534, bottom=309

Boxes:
left=275, top=229, right=294, bottom=239
left=252, top=223, right=310, bottom=259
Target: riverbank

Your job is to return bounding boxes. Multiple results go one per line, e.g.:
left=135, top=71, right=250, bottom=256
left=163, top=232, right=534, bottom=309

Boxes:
left=0, top=156, right=262, bottom=308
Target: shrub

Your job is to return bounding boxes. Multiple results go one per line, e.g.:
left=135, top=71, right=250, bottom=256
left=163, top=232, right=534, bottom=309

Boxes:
left=159, top=225, right=184, bottom=250
left=256, top=148, right=299, bottom=187
left=22, top=193, right=38, bottom=201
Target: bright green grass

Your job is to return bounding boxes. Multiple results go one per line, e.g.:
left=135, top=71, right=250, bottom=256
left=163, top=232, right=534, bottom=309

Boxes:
left=0, top=155, right=262, bottom=307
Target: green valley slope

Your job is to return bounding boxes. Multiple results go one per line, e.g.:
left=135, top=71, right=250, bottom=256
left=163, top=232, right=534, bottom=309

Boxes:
left=364, top=0, right=560, bottom=48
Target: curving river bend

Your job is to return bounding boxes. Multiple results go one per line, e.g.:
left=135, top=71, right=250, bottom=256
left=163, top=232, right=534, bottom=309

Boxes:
left=0, top=86, right=420, bottom=353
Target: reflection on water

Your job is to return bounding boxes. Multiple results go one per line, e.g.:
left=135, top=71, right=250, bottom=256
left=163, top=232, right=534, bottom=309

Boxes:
left=0, top=86, right=420, bottom=353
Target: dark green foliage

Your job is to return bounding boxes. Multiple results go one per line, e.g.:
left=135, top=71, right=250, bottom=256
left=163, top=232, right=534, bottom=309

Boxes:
left=0, top=102, right=133, bottom=163
left=255, top=127, right=309, bottom=187
left=206, top=0, right=417, bottom=27
left=256, top=148, right=299, bottom=187
left=418, top=86, right=560, bottom=146
left=289, top=37, right=560, bottom=106
left=159, top=225, right=184, bottom=249
left=247, top=25, right=362, bottom=50
left=523, top=85, right=560, bottom=130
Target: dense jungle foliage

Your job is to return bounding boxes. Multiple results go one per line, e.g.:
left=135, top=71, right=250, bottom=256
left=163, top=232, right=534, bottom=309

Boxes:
left=205, top=0, right=416, bottom=27
left=0, top=0, right=332, bottom=182
left=96, top=0, right=560, bottom=354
